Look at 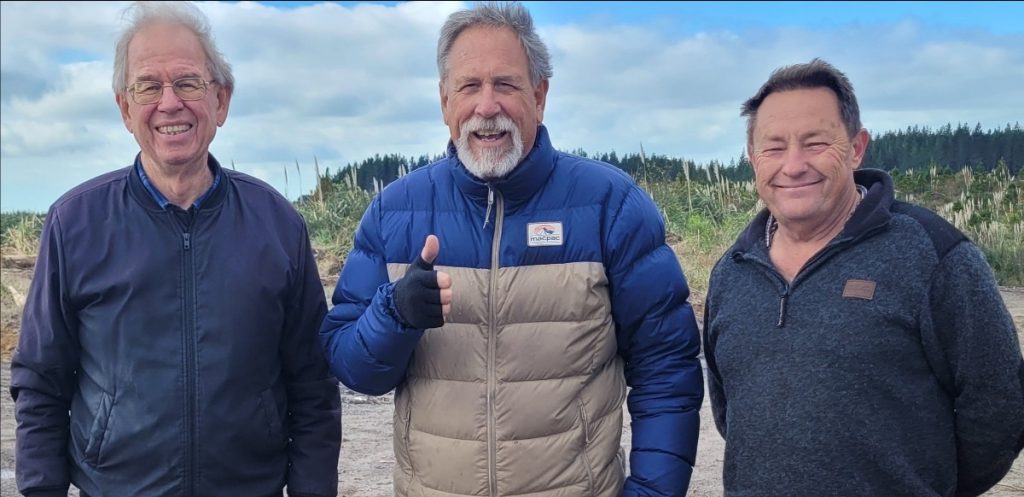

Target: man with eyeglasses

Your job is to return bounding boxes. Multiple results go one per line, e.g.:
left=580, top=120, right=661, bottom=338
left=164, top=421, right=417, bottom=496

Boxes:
left=10, top=2, right=341, bottom=497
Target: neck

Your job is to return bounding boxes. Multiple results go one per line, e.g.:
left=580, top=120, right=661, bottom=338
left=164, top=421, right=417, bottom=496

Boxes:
left=142, top=156, right=213, bottom=209
left=767, top=184, right=864, bottom=281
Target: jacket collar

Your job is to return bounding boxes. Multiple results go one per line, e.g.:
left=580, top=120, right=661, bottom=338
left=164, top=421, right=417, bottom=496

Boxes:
left=842, top=168, right=894, bottom=240
left=449, top=125, right=556, bottom=205
left=128, top=153, right=228, bottom=212
left=734, top=168, right=895, bottom=253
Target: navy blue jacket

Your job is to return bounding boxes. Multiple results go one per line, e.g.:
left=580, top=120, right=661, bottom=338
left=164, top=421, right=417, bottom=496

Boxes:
left=11, top=156, right=341, bottom=497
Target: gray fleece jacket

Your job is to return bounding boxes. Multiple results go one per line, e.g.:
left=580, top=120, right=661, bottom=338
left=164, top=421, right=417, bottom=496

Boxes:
left=703, top=168, right=1024, bottom=497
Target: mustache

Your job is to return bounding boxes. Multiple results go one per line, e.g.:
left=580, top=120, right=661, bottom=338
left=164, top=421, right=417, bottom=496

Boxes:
left=460, top=114, right=516, bottom=135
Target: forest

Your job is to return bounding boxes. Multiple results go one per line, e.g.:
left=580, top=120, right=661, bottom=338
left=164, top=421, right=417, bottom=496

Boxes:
left=320, top=122, right=1023, bottom=192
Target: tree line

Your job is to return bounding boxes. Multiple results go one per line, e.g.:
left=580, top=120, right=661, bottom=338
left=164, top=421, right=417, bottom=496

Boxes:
left=319, top=122, right=1022, bottom=193
left=865, top=122, right=1022, bottom=174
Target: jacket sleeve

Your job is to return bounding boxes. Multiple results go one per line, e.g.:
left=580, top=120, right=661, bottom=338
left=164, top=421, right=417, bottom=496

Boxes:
left=702, top=276, right=727, bottom=438
left=9, top=208, right=77, bottom=497
left=281, top=221, right=341, bottom=497
left=922, top=242, right=1024, bottom=497
left=319, top=196, right=424, bottom=396
left=607, top=186, right=704, bottom=497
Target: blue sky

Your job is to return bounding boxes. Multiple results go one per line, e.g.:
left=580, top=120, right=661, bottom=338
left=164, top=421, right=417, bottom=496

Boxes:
left=2, top=1, right=1022, bottom=212
left=527, top=2, right=1023, bottom=34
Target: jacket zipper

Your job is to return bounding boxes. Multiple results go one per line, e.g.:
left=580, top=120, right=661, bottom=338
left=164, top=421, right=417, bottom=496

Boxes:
left=483, top=187, right=495, bottom=230
left=734, top=254, right=791, bottom=328
left=486, top=187, right=504, bottom=497
left=777, top=287, right=790, bottom=327
left=577, top=400, right=596, bottom=490
left=740, top=223, right=888, bottom=329
left=181, top=227, right=197, bottom=496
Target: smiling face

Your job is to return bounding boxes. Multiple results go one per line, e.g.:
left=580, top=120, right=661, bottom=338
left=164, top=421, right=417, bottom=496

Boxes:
left=440, top=25, right=548, bottom=180
left=116, top=22, right=230, bottom=176
left=748, top=87, right=869, bottom=229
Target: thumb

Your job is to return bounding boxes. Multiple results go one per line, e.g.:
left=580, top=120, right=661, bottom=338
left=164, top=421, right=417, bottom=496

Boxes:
left=420, top=234, right=440, bottom=265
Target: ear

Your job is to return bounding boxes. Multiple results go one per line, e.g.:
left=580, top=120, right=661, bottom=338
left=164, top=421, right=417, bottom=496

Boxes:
left=439, top=80, right=449, bottom=126
left=116, top=92, right=133, bottom=132
left=534, top=79, right=549, bottom=123
left=215, top=84, right=232, bottom=127
left=747, top=142, right=757, bottom=172
left=849, top=128, right=870, bottom=169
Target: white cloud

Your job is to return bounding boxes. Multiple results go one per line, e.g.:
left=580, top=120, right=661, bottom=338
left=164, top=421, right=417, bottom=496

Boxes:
left=542, top=20, right=1023, bottom=162
left=1, top=1, right=1021, bottom=212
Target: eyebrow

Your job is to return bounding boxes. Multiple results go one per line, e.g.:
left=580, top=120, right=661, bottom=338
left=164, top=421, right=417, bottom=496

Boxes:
left=131, top=71, right=203, bottom=82
left=493, top=75, right=522, bottom=85
left=761, top=129, right=830, bottom=142
left=453, top=74, right=524, bottom=86
left=800, top=131, right=830, bottom=141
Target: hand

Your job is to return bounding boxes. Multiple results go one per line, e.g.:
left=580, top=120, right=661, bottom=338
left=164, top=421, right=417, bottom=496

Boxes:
left=393, top=235, right=453, bottom=329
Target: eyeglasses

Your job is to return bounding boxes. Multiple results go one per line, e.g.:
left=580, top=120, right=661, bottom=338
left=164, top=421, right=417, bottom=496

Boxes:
left=126, top=77, right=214, bottom=105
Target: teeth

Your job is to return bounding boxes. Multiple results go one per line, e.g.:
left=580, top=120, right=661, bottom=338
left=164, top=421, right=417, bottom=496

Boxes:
left=476, top=131, right=502, bottom=138
left=158, top=124, right=191, bottom=135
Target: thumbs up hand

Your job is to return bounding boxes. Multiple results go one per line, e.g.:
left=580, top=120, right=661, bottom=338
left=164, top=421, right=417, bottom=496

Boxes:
left=393, top=235, right=453, bottom=329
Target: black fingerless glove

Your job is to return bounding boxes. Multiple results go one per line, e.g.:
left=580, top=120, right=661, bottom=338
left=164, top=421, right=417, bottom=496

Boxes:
left=392, top=255, right=443, bottom=329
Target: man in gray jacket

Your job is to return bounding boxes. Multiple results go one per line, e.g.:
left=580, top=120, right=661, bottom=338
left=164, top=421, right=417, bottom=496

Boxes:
left=703, top=58, right=1024, bottom=497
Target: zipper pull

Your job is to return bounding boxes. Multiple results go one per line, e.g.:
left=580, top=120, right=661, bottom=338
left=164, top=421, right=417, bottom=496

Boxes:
left=183, top=233, right=191, bottom=250
left=483, top=186, right=494, bottom=230
left=777, top=288, right=789, bottom=328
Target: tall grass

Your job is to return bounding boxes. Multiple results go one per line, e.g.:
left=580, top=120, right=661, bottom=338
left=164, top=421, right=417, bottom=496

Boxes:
left=2, top=164, right=1021, bottom=287
left=645, top=177, right=761, bottom=310
left=0, top=212, right=44, bottom=255
left=294, top=164, right=374, bottom=277
left=649, top=163, right=1023, bottom=290
left=893, top=163, right=1023, bottom=285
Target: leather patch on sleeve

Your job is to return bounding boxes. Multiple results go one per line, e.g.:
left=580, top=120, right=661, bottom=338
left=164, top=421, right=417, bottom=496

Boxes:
left=843, top=279, right=876, bottom=300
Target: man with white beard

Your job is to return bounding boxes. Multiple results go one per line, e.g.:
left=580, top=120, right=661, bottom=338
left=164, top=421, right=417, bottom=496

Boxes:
left=320, top=2, right=703, bottom=496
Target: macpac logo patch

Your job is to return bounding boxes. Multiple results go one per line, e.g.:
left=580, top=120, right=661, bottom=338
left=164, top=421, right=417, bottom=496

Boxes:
left=527, top=222, right=563, bottom=247
left=843, top=279, right=877, bottom=300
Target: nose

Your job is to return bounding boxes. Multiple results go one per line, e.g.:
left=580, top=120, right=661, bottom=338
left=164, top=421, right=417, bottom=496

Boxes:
left=474, top=85, right=501, bottom=118
left=156, top=84, right=185, bottom=111
left=779, top=145, right=809, bottom=176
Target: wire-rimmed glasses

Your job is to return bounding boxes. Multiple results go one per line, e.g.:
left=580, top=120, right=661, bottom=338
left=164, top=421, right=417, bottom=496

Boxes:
left=127, top=77, right=214, bottom=105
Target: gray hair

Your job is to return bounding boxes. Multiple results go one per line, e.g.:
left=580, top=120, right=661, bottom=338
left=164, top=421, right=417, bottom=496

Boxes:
left=741, top=58, right=861, bottom=144
left=437, top=1, right=552, bottom=87
left=112, top=1, right=234, bottom=94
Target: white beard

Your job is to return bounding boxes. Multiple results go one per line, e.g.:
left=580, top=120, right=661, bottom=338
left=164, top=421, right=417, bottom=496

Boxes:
left=455, top=114, right=524, bottom=180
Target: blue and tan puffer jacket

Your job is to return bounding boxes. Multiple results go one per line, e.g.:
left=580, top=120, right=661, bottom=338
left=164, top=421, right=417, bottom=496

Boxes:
left=321, top=126, right=703, bottom=497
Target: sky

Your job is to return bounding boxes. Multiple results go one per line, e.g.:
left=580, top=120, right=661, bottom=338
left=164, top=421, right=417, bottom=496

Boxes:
left=2, top=1, right=1022, bottom=212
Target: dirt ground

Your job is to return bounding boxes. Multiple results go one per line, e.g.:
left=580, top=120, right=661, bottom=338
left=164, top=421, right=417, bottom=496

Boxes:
left=1, top=260, right=1023, bottom=496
